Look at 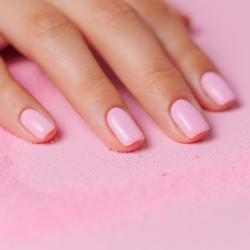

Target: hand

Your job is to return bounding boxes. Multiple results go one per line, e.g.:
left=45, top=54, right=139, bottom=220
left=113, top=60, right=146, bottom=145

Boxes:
left=0, top=0, right=236, bottom=151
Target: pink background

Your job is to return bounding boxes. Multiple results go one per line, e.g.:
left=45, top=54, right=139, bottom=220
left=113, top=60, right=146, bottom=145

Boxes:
left=1, top=0, right=250, bottom=249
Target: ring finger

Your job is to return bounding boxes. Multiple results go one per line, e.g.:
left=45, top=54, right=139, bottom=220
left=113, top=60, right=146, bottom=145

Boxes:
left=125, top=0, right=237, bottom=110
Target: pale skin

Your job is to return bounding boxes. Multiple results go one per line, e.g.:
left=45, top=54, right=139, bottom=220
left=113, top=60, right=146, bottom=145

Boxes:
left=0, top=0, right=235, bottom=151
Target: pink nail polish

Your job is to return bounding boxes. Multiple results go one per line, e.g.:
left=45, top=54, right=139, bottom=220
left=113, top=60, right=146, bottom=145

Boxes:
left=171, top=99, right=210, bottom=138
left=107, top=108, right=145, bottom=146
left=201, top=72, right=236, bottom=106
left=21, top=109, right=55, bottom=140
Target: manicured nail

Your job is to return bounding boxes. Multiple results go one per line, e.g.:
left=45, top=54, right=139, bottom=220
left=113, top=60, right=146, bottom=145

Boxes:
left=171, top=99, right=210, bottom=138
left=201, top=72, right=236, bottom=106
left=21, top=109, right=55, bottom=140
left=107, top=108, right=145, bottom=146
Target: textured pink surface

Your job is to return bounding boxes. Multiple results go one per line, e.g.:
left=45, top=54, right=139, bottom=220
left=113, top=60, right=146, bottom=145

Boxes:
left=1, top=0, right=250, bottom=249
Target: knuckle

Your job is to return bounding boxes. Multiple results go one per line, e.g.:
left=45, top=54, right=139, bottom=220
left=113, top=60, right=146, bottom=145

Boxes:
left=144, top=67, right=179, bottom=92
left=27, top=11, right=71, bottom=41
left=133, top=0, right=169, bottom=21
left=73, top=75, right=106, bottom=99
left=176, top=45, right=205, bottom=64
left=95, top=0, right=137, bottom=29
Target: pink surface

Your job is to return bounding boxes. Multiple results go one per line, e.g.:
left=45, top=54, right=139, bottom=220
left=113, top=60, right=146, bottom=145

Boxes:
left=1, top=0, right=250, bottom=249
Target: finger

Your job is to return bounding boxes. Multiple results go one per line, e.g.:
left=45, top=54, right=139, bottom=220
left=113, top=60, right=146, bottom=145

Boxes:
left=0, top=56, right=56, bottom=142
left=0, top=0, right=145, bottom=151
left=47, top=0, right=209, bottom=143
left=125, top=0, right=237, bottom=111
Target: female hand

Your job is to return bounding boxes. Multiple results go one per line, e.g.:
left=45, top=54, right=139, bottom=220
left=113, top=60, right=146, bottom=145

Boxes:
left=0, top=0, right=236, bottom=151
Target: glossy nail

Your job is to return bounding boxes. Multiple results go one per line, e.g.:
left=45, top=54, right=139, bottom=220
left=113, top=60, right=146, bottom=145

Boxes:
left=201, top=72, right=236, bottom=106
left=107, top=108, right=145, bottom=146
left=171, top=99, right=210, bottom=138
left=21, top=109, right=55, bottom=140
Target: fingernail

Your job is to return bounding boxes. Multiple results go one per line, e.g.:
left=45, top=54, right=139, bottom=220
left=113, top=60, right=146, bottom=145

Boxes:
left=201, top=72, right=236, bottom=106
left=171, top=99, right=210, bottom=138
left=21, top=109, right=55, bottom=140
left=107, top=107, right=145, bottom=146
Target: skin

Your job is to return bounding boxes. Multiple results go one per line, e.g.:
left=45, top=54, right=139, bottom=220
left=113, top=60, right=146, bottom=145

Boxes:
left=0, top=0, right=235, bottom=151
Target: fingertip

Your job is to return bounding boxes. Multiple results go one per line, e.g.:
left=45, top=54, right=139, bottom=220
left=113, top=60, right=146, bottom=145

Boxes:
left=37, top=123, right=57, bottom=143
left=201, top=72, right=237, bottom=110
left=205, top=98, right=237, bottom=112
left=117, top=138, right=145, bottom=152
left=106, top=107, right=145, bottom=151
left=20, top=109, right=57, bottom=143
left=183, top=130, right=209, bottom=144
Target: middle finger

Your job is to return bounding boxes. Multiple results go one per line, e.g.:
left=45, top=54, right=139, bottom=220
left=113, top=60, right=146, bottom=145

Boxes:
left=49, top=0, right=210, bottom=142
